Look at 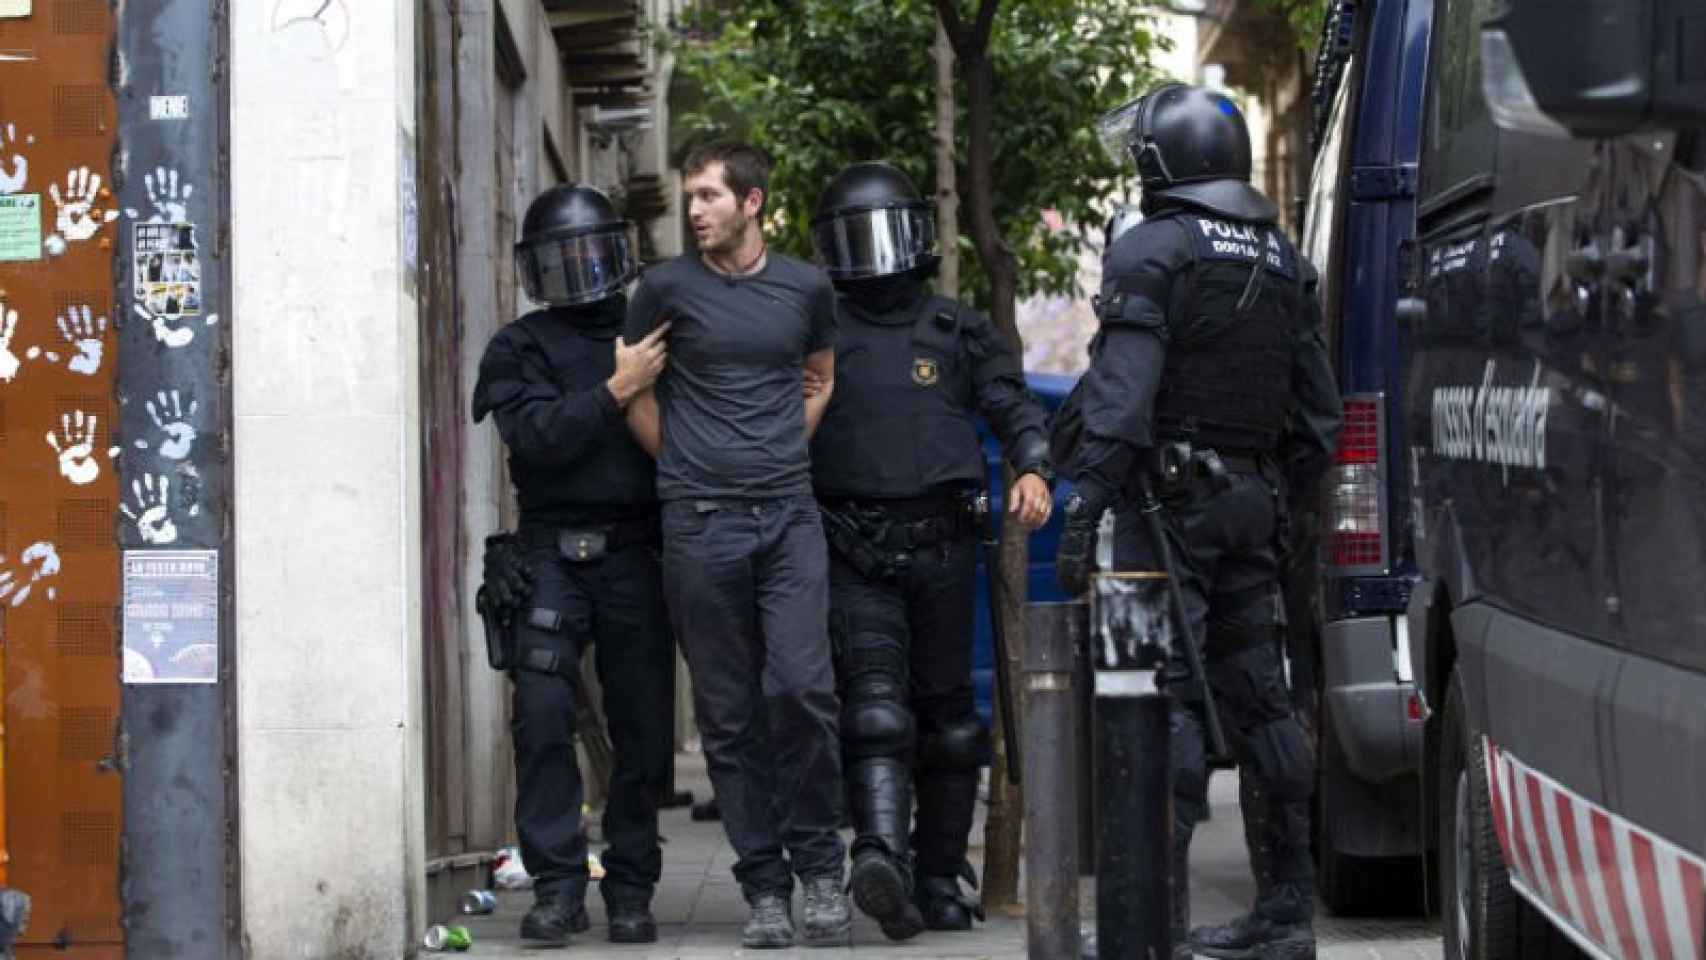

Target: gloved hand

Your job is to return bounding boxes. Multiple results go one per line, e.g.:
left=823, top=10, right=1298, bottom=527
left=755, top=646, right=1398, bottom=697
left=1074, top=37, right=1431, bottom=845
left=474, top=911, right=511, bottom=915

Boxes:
left=1054, top=493, right=1099, bottom=595
left=481, top=532, right=534, bottom=618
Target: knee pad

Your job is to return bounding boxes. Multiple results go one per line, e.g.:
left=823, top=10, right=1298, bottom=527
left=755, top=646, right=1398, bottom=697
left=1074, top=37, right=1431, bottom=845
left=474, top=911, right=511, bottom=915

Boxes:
left=920, top=718, right=985, bottom=772
left=842, top=697, right=914, bottom=760
left=1245, top=716, right=1313, bottom=803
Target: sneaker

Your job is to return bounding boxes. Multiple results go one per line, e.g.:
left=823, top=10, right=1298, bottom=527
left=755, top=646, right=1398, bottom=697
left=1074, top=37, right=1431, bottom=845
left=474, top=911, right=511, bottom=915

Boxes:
left=741, top=893, right=794, bottom=950
left=520, top=895, right=589, bottom=945
left=801, top=875, right=852, bottom=945
left=849, top=850, right=924, bottom=941
left=606, top=901, right=658, bottom=944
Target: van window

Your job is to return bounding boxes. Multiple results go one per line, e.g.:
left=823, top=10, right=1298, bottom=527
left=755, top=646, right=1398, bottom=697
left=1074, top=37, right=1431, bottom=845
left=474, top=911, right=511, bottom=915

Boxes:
left=1303, top=57, right=1355, bottom=349
left=1420, top=0, right=1498, bottom=207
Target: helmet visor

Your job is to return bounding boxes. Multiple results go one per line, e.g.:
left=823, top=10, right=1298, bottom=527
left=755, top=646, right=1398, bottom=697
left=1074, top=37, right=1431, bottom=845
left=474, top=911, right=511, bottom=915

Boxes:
left=516, top=226, right=637, bottom=306
left=1096, top=98, right=1143, bottom=167
left=811, top=206, right=936, bottom=280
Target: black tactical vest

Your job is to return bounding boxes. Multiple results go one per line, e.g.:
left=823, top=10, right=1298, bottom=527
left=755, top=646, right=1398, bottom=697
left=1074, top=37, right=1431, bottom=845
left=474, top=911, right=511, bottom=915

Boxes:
left=811, top=295, right=986, bottom=499
left=1151, top=212, right=1306, bottom=454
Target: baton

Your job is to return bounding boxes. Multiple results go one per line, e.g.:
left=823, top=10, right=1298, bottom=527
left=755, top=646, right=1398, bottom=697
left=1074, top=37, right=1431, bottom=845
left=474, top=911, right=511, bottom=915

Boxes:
left=981, top=499, right=1024, bottom=786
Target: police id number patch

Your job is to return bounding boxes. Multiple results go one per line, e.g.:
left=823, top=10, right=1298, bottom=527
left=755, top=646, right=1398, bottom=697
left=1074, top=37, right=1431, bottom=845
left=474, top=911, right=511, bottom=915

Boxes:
left=1186, top=215, right=1296, bottom=279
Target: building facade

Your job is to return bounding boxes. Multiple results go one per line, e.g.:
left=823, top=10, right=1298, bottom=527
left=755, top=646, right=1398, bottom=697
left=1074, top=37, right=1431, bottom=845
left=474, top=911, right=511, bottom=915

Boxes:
left=0, top=2, right=679, bottom=956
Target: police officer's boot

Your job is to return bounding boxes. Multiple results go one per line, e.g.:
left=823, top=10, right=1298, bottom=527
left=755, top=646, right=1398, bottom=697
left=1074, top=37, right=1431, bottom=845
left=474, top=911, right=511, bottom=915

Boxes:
left=520, top=890, right=590, bottom=946
left=910, top=862, right=985, bottom=931
left=605, top=901, right=658, bottom=944
left=847, top=757, right=926, bottom=941
left=1191, top=882, right=1313, bottom=960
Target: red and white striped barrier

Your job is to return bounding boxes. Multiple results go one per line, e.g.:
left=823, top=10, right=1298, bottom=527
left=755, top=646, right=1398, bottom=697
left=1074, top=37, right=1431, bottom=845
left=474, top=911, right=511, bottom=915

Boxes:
left=1485, top=739, right=1706, bottom=960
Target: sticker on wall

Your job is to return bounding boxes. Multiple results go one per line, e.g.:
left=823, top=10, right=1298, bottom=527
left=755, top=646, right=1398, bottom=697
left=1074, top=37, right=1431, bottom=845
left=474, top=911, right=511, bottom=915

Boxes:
left=122, top=549, right=218, bottom=685
left=0, top=1, right=29, bottom=19
left=0, top=193, right=41, bottom=262
left=132, top=221, right=202, bottom=320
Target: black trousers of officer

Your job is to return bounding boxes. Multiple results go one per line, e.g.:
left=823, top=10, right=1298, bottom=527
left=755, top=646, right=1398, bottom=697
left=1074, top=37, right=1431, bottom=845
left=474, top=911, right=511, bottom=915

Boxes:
left=1112, top=465, right=1315, bottom=929
left=829, top=532, right=983, bottom=880
left=660, top=495, right=846, bottom=901
left=512, top=533, right=675, bottom=909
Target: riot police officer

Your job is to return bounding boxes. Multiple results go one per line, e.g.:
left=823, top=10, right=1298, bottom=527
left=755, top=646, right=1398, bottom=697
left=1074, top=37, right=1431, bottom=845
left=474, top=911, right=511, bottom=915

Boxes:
left=472, top=184, right=676, bottom=947
left=808, top=162, right=1055, bottom=940
left=1056, top=85, right=1342, bottom=960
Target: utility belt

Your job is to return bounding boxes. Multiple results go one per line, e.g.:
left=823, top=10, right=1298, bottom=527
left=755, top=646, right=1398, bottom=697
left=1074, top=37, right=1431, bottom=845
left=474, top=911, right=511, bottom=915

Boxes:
left=1135, top=438, right=1294, bottom=563
left=516, top=512, right=661, bottom=561
left=819, top=491, right=984, bottom=581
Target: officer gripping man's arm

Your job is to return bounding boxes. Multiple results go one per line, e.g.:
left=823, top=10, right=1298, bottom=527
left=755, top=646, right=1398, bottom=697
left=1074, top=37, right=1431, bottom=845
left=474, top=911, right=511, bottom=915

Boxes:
left=1059, top=83, right=1340, bottom=960
left=469, top=184, right=678, bottom=949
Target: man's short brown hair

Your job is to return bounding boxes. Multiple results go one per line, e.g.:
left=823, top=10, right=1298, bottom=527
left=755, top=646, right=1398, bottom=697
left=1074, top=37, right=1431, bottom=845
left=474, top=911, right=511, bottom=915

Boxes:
left=684, top=141, right=771, bottom=213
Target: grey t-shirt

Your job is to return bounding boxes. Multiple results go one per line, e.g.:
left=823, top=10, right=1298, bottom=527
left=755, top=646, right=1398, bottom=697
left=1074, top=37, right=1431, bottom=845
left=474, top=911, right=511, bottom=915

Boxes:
left=624, top=252, right=837, bottom=500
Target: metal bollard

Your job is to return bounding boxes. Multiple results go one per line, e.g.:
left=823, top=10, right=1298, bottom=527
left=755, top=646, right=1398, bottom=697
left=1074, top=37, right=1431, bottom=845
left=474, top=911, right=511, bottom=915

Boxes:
left=1090, top=572, right=1177, bottom=960
left=1024, top=602, right=1083, bottom=960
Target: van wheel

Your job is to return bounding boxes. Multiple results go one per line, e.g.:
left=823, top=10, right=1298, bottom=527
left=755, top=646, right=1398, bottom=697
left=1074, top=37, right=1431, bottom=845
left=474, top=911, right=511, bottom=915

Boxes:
left=1439, top=666, right=1524, bottom=958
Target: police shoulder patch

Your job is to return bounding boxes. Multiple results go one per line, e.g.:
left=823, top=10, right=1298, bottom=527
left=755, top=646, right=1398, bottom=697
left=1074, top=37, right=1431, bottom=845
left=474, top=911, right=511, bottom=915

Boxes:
left=911, top=356, right=940, bottom=387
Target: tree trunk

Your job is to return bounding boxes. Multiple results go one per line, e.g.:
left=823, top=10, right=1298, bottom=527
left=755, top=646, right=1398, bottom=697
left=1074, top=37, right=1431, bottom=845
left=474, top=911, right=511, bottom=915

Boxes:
left=933, top=17, right=959, bottom=297
left=934, top=0, right=1026, bottom=916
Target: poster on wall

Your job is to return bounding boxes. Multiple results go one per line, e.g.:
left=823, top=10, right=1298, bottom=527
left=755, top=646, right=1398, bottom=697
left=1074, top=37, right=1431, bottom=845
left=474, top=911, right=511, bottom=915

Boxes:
left=132, top=222, right=203, bottom=318
left=0, top=193, right=42, bottom=262
left=123, top=549, right=219, bottom=684
left=0, top=1, right=30, bottom=19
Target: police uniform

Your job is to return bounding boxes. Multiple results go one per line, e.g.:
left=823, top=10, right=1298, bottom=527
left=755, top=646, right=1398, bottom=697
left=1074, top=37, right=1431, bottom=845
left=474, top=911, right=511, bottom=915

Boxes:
left=472, top=184, right=671, bottom=946
left=813, top=285, right=1051, bottom=935
left=808, top=161, right=1053, bottom=940
left=1065, top=84, right=1342, bottom=960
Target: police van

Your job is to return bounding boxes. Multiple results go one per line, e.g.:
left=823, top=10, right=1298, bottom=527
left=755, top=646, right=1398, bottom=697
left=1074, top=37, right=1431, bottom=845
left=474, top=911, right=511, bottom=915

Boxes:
left=1305, top=0, right=1706, bottom=955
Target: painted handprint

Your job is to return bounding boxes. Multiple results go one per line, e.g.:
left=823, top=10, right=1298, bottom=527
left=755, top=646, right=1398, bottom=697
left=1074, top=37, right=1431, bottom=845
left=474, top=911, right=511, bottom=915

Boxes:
left=125, top=166, right=195, bottom=223
left=0, top=301, right=18, bottom=383
left=120, top=473, right=178, bottom=544
left=45, top=411, right=101, bottom=486
left=143, top=390, right=198, bottom=459
left=49, top=167, right=119, bottom=242
left=134, top=303, right=218, bottom=349
left=55, top=305, right=106, bottom=376
left=0, top=123, right=30, bottom=194
left=0, top=541, right=62, bottom=607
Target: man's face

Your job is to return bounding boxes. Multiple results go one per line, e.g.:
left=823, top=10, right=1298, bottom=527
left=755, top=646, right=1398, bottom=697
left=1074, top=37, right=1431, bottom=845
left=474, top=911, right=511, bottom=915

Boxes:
left=686, top=162, right=758, bottom=255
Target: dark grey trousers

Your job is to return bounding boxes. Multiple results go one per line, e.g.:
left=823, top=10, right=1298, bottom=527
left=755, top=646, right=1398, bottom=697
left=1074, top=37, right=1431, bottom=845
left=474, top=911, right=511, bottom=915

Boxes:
left=661, top=495, right=846, bottom=900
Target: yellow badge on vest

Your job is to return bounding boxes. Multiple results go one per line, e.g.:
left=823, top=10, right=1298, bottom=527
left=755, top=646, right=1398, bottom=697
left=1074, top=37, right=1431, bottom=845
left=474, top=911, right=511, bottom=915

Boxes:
left=911, top=357, right=940, bottom=387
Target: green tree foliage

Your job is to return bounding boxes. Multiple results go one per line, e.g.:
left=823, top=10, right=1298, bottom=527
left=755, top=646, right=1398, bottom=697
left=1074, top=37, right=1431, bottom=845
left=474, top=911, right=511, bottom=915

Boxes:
left=1254, top=0, right=1330, bottom=48
left=667, top=0, right=1165, bottom=310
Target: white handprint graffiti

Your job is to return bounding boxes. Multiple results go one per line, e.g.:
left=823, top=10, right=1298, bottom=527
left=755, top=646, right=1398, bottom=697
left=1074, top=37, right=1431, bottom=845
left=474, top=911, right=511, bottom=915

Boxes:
left=45, top=411, right=101, bottom=486
left=48, top=166, right=119, bottom=242
left=135, top=304, right=218, bottom=350
left=0, top=302, right=18, bottom=383
left=55, top=305, right=105, bottom=376
left=143, top=390, right=198, bottom=459
left=120, top=474, right=179, bottom=544
left=0, top=123, right=31, bottom=195
left=0, top=542, right=62, bottom=607
left=124, top=166, right=195, bottom=223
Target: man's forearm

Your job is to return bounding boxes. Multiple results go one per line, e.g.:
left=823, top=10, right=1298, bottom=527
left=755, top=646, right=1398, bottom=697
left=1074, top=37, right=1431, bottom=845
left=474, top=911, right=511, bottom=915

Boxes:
left=627, top=389, right=662, bottom=458
left=804, top=384, right=833, bottom=439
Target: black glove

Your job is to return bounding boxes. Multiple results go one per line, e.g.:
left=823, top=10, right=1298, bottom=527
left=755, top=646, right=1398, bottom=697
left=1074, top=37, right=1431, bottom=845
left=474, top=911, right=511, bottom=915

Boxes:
left=481, top=532, right=534, bottom=618
left=1055, top=493, right=1099, bottom=595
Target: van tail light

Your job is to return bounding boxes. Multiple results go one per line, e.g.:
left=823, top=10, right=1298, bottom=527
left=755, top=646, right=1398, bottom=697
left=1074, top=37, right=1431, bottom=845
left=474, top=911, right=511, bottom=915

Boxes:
left=1328, top=393, right=1388, bottom=573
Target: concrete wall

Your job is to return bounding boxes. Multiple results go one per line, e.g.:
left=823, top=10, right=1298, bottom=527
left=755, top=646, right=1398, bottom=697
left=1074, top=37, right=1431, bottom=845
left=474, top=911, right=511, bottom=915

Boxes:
left=230, top=0, right=427, bottom=955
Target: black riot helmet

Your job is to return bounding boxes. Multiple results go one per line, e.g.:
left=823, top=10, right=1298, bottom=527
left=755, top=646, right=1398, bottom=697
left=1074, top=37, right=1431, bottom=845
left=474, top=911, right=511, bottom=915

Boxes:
left=515, top=184, right=638, bottom=307
left=1098, top=83, right=1278, bottom=223
left=811, top=162, right=938, bottom=284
